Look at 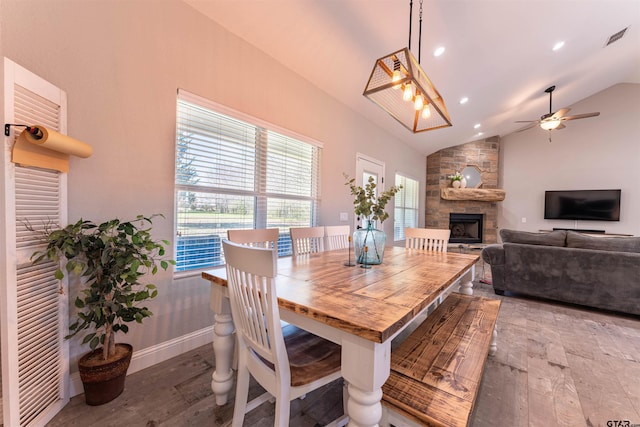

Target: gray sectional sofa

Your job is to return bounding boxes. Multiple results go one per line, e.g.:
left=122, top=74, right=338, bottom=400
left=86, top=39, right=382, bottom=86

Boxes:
left=481, top=229, right=640, bottom=316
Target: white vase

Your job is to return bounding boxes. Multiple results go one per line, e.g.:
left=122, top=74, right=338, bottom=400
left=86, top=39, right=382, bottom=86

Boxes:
left=460, top=177, right=467, bottom=188
left=452, top=180, right=461, bottom=188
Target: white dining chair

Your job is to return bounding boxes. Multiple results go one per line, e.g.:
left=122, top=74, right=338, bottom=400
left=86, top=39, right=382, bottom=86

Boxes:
left=324, top=225, right=351, bottom=250
left=290, top=226, right=325, bottom=256
left=405, top=227, right=451, bottom=252
left=221, top=240, right=343, bottom=427
left=227, top=228, right=279, bottom=252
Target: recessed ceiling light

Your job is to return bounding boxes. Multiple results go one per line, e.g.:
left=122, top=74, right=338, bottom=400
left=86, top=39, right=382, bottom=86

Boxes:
left=433, top=46, right=445, bottom=57
left=476, top=132, right=484, bottom=137
left=552, top=41, right=565, bottom=51
left=459, top=97, right=469, bottom=105
left=474, top=123, right=481, bottom=129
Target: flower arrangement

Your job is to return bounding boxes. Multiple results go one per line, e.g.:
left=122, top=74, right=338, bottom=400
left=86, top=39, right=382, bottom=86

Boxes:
left=448, top=171, right=463, bottom=182
left=343, top=173, right=402, bottom=265
left=344, top=173, right=402, bottom=223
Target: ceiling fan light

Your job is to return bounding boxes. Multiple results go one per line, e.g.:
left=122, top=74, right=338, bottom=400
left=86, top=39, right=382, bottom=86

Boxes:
left=540, top=120, right=561, bottom=130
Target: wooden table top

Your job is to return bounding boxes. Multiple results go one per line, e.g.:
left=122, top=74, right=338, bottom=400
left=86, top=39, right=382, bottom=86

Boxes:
left=202, top=246, right=479, bottom=344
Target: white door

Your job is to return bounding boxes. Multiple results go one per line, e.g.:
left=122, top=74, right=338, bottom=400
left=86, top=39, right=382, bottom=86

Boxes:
left=355, top=154, right=385, bottom=230
left=1, top=58, right=70, bottom=427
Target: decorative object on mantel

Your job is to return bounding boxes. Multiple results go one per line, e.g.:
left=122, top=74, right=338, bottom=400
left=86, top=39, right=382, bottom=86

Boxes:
left=448, top=171, right=465, bottom=188
left=462, top=165, right=482, bottom=188
left=441, top=188, right=506, bottom=202
left=362, top=0, right=451, bottom=133
left=344, top=173, right=402, bottom=265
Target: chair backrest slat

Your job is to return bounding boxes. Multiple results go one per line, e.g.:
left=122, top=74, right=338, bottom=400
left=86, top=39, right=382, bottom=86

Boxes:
left=227, top=228, right=279, bottom=252
left=324, top=225, right=350, bottom=250
left=290, top=226, right=325, bottom=256
left=222, top=239, right=286, bottom=367
left=404, top=228, right=450, bottom=252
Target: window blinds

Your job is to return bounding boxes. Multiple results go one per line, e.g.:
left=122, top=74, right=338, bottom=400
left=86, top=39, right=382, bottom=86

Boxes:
left=175, top=93, right=321, bottom=272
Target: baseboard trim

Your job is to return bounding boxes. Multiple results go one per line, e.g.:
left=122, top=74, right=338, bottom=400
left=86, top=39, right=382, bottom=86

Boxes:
left=69, top=326, right=214, bottom=397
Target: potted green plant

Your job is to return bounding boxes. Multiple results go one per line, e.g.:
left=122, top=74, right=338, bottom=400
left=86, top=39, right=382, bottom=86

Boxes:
left=344, top=174, right=402, bottom=265
left=30, top=214, right=174, bottom=405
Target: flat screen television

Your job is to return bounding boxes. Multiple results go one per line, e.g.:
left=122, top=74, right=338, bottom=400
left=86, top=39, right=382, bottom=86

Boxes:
left=544, top=189, right=621, bottom=221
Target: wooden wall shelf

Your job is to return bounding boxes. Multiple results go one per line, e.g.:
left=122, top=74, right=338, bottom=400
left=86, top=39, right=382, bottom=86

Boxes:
left=440, top=188, right=506, bottom=202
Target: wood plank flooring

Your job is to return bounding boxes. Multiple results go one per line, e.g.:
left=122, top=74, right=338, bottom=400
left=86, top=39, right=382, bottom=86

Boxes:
left=28, top=274, right=640, bottom=426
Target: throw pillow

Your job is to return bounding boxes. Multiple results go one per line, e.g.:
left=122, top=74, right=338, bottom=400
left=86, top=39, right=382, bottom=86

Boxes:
left=566, top=231, right=640, bottom=253
left=500, top=229, right=567, bottom=247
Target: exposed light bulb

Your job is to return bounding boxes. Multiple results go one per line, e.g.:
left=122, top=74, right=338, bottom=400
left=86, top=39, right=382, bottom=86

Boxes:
left=403, top=84, right=413, bottom=101
left=540, top=120, right=561, bottom=130
left=422, top=104, right=431, bottom=119
left=392, top=70, right=402, bottom=89
left=414, top=94, right=424, bottom=110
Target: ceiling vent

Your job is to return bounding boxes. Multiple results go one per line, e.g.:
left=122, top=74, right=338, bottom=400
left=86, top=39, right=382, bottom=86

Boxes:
left=605, top=27, right=628, bottom=46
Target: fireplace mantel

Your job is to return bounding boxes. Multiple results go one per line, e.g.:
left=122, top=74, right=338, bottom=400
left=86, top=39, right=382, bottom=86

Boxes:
left=440, top=188, right=506, bottom=202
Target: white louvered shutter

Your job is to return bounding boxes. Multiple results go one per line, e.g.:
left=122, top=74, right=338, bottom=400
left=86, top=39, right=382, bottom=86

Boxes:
left=1, top=58, right=69, bottom=427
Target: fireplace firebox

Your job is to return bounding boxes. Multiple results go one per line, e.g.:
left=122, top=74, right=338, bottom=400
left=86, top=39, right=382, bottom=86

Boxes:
left=449, top=213, right=484, bottom=244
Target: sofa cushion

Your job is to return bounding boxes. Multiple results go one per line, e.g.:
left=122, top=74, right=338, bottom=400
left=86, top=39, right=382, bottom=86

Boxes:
left=500, top=229, right=566, bottom=247
left=566, top=231, right=640, bottom=253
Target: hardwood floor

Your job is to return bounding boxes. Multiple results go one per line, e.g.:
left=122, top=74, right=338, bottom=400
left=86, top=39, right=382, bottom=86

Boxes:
left=43, top=277, right=640, bottom=427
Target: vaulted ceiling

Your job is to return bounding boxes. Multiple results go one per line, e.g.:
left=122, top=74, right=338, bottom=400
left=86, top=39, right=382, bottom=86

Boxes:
left=184, top=0, right=640, bottom=155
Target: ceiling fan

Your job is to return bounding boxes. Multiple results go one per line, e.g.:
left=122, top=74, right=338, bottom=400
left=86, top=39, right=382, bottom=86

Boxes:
left=516, top=85, right=600, bottom=132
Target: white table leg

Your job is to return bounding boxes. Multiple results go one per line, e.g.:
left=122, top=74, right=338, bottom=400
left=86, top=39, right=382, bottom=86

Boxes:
left=459, top=264, right=475, bottom=295
left=210, top=286, right=235, bottom=406
left=342, top=335, right=390, bottom=427
left=347, top=385, right=383, bottom=427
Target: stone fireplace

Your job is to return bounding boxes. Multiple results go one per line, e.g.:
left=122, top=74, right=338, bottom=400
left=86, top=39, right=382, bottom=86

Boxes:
left=425, top=136, right=501, bottom=244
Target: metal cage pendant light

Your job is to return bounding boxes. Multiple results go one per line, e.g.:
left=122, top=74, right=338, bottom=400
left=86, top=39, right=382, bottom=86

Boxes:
left=363, top=0, right=452, bottom=133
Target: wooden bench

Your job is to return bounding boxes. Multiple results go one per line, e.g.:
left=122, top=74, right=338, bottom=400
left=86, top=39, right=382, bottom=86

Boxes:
left=381, top=293, right=501, bottom=427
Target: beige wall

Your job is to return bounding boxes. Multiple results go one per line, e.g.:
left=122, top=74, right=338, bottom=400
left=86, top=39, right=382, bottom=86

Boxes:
left=499, top=83, right=640, bottom=237
left=0, top=0, right=426, bottom=368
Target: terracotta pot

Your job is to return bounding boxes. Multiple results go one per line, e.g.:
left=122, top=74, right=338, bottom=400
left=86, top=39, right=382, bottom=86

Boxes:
left=78, top=343, right=133, bottom=405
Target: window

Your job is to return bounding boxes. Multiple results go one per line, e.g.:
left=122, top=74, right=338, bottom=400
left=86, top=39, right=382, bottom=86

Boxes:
left=175, top=91, right=321, bottom=272
left=394, top=174, right=419, bottom=241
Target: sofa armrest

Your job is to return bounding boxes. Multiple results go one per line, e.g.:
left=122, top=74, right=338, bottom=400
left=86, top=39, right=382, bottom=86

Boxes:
left=482, top=244, right=504, bottom=265
left=481, top=244, right=506, bottom=291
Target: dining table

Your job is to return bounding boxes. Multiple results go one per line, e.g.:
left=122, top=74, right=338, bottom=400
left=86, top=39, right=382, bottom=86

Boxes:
left=201, top=246, right=479, bottom=427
